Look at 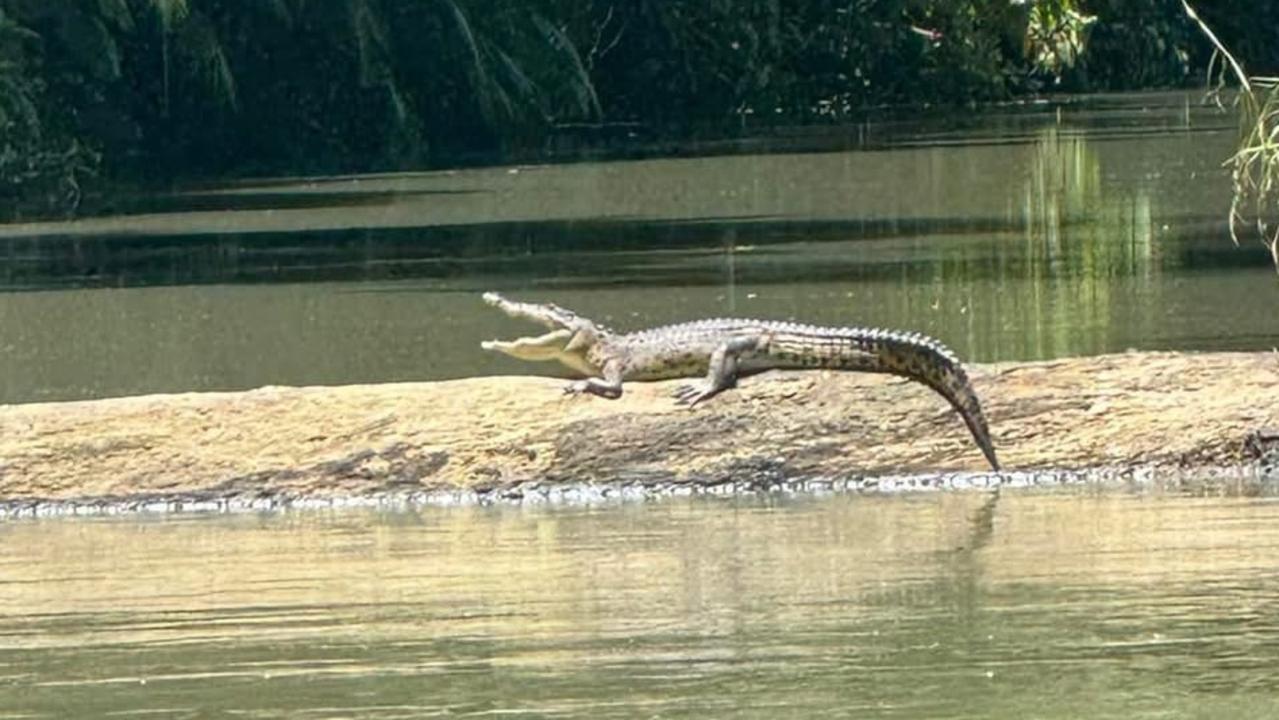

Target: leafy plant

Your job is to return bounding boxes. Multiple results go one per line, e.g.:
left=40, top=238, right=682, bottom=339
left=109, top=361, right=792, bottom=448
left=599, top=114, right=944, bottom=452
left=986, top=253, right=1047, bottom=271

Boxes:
left=0, top=7, right=99, bottom=216
left=1023, top=0, right=1096, bottom=80
left=1182, top=0, right=1279, bottom=269
left=0, top=0, right=1276, bottom=221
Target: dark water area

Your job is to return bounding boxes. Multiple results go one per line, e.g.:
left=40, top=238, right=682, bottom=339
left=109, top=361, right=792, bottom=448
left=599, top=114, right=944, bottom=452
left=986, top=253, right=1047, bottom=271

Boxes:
left=0, top=91, right=1277, bottom=404
left=4, top=492, right=1279, bottom=718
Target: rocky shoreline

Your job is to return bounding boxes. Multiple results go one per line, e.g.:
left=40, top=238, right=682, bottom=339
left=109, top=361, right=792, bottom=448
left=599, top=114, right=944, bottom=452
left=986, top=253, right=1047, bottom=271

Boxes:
left=2, top=351, right=1276, bottom=517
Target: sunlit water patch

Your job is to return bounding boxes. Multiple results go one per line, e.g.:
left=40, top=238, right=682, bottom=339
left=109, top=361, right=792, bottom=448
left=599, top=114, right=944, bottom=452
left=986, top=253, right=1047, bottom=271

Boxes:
left=3, top=491, right=1279, bottom=717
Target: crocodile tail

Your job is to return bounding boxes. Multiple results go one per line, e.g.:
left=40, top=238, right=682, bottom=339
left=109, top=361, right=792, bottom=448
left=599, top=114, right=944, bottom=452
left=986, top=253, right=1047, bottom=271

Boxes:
left=877, top=333, right=1000, bottom=471
left=764, top=325, right=1000, bottom=469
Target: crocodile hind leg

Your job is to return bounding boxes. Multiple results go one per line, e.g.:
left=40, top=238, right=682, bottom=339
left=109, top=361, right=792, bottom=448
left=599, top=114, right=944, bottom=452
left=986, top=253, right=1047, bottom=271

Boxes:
left=673, top=336, right=760, bottom=407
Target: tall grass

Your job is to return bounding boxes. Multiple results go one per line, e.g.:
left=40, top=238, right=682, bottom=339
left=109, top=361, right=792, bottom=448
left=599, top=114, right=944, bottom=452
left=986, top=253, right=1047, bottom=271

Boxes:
left=1182, top=0, right=1279, bottom=269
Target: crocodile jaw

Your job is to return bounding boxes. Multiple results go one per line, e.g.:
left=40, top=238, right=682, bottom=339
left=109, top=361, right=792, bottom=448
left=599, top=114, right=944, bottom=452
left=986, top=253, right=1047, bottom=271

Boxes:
left=481, top=329, right=598, bottom=377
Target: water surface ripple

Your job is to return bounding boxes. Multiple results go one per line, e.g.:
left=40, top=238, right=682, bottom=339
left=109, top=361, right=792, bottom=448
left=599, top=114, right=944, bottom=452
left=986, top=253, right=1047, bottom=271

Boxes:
left=3, top=492, right=1278, bottom=717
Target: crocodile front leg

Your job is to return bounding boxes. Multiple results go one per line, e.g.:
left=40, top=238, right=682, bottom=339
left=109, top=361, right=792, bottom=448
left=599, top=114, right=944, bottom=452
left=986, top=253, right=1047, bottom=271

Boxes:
left=672, top=335, right=760, bottom=407
left=566, top=359, right=624, bottom=399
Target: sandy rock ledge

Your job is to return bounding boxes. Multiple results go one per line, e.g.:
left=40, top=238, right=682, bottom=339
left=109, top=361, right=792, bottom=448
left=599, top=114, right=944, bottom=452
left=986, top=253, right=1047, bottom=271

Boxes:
left=1, top=351, right=1277, bottom=515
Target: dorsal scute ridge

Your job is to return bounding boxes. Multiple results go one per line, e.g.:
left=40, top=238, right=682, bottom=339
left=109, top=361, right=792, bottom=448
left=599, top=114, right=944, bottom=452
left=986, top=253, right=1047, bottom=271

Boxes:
left=618, top=318, right=962, bottom=366
left=847, top=325, right=961, bottom=367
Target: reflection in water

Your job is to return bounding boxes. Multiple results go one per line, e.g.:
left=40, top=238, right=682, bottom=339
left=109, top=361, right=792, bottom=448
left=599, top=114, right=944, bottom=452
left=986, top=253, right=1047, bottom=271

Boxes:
left=1017, top=126, right=1158, bottom=358
left=0, top=93, right=1277, bottom=403
left=2, top=492, right=1278, bottom=718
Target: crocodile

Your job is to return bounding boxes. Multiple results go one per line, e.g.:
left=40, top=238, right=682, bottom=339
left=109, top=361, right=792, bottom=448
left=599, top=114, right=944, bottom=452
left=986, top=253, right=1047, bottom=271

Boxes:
left=480, top=292, right=1000, bottom=470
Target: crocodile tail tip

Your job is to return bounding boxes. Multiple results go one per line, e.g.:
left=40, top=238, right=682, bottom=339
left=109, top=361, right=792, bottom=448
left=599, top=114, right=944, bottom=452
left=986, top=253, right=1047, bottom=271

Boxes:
left=957, top=384, right=1000, bottom=472
left=924, top=350, right=999, bottom=473
left=981, top=444, right=1001, bottom=472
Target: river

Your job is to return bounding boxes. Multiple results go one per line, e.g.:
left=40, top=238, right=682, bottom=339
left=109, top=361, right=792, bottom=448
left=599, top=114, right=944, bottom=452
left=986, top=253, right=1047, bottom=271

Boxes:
left=0, top=92, right=1276, bottom=404
left=3, top=92, right=1279, bottom=716
left=4, top=492, right=1279, bottom=717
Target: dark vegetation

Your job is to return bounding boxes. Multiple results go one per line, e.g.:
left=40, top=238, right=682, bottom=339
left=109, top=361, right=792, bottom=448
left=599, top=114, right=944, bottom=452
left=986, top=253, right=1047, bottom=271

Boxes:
left=1, top=1, right=1274, bottom=219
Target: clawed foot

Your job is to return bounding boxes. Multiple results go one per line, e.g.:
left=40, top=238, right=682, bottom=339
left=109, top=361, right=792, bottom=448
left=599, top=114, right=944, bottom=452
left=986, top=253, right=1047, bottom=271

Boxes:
left=672, top=383, right=712, bottom=407
left=562, top=380, right=623, bottom=399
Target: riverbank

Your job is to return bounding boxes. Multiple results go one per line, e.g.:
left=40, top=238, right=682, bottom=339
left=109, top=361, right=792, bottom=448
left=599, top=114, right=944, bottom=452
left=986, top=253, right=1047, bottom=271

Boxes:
left=1, top=351, right=1276, bottom=516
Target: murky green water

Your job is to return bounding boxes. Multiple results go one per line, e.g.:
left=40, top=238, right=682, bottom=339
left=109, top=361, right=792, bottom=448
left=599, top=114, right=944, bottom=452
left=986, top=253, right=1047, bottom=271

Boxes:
left=0, top=92, right=1277, bottom=403
left=4, top=94, right=1278, bottom=716
left=4, top=491, right=1279, bottom=718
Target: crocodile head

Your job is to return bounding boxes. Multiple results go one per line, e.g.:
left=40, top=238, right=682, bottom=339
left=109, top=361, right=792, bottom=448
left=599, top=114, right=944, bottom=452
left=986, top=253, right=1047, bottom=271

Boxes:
left=480, top=292, right=604, bottom=376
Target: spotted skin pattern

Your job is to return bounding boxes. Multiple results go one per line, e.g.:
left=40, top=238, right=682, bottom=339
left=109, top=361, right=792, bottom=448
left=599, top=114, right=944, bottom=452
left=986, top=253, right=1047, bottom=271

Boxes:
left=481, top=293, right=999, bottom=470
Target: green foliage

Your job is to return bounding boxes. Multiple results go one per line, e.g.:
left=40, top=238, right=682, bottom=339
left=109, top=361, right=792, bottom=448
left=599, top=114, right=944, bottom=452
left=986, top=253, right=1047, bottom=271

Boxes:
left=1075, top=0, right=1201, bottom=89
left=1180, top=1, right=1279, bottom=269
left=1228, top=83, right=1279, bottom=268
left=1023, top=0, right=1096, bottom=79
left=585, top=0, right=1026, bottom=131
left=0, top=7, right=98, bottom=216
left=1191, top=2, right=1279, bottom=76
left=2, top=0, right=602, bottom=188
left=0, top=0, right=1273, bottom=220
